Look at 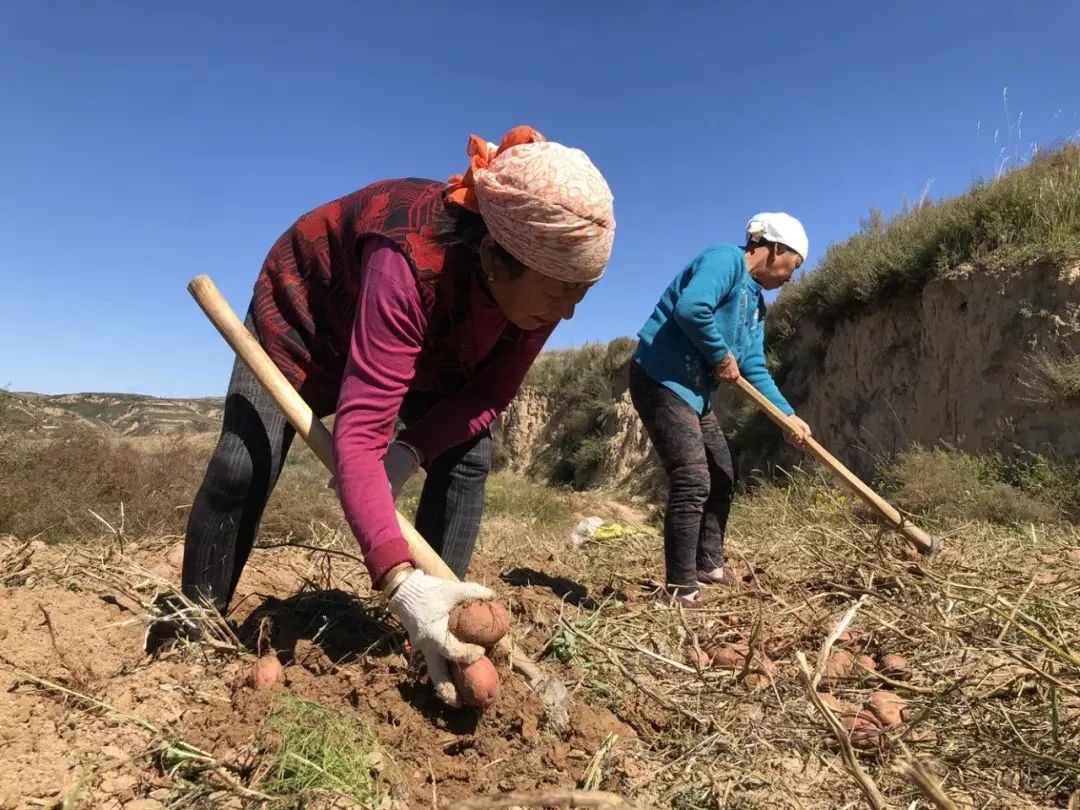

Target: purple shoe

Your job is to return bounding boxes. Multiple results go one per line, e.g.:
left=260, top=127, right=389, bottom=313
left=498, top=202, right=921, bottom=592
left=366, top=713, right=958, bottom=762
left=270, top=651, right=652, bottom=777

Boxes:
left=655, top=587, right=707, bottom=609
left=697, top=567, right=739, bottom=587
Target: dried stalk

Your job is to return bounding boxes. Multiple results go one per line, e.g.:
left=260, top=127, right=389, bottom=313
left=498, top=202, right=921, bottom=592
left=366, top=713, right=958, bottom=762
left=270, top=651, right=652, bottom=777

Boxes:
left=796, top=651, right=887, bottom=810
left=895, top=750, right=959, bottom=810
left=446, top=789, right=634, bottom=809
left=88, top=504, right=126, bottom=556
left=738, top=611, right=765, bottom=685
left=812, top=594, right=869, bottom=690
left=557, top=618, right=706, bottom=728
left=37, top=605, right=94, bottom=688
left=1, top=540, right=34, bottom=586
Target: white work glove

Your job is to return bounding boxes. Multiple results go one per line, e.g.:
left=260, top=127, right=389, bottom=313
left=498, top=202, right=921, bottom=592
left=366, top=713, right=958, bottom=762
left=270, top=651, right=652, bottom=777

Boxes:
left=384, top=440, right=421, bottom=500
left=387, top=569, right=495, bottom=707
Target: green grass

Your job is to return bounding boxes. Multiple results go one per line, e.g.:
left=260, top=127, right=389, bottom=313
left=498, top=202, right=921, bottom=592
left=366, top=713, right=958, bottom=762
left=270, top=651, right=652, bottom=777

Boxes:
left=880, top=445, right=1076, bottom=524
left=1025, top=350, right=1080, bottom=404
left=260, top=696, right=387, bottom=805
left=769, top=145, right=1080, bottom=344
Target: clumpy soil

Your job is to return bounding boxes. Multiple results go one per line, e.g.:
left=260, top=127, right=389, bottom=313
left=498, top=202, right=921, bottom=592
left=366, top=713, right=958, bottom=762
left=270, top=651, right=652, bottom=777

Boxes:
left=0, top=541, right=639, bottom=809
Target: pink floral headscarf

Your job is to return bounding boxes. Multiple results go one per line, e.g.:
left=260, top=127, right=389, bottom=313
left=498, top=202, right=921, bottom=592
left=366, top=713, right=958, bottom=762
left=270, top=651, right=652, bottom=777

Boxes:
left=445, top=126, right=615, bottom=283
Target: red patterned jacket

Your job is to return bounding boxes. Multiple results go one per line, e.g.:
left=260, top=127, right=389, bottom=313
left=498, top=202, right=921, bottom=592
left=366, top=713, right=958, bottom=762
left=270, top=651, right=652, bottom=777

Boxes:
left=252, top=178, right=529, bottom=416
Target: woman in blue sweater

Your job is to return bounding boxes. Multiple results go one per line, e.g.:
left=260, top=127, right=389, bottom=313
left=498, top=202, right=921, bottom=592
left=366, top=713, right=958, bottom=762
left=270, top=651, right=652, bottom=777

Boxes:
left=631, top=213, right=812, bottom=607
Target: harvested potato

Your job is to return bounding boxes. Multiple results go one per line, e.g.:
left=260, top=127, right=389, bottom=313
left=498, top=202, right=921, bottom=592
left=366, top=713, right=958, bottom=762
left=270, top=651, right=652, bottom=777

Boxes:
left=449, top=600, right=511, bottom=648
left=704, top=641, right=775, bottom=688
left=856, top=654, right=877, bottom=672
left=841, top=709, right=884, bottom=750
left=879, top=653, right=912, bottom=681
left=820, top=650, right=854, bottom=689
left=708, top=642, right=750, bottom=669
left=687, top=647, right=712, bottom=669
left=248, top=653, right=285, bottom=690
left=867, top=690, right=906, bottom=727
left=451, top=656, right=500, bottom=709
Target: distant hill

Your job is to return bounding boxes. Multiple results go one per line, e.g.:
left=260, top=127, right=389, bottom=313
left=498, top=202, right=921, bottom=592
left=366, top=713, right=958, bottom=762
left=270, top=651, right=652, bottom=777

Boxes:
left=1, top=391, right=224, bottom=437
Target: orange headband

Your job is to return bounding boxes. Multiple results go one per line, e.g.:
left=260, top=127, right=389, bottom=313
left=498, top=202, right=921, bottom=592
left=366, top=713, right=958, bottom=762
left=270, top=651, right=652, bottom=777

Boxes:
left=444, top=125, right=546, bottom=213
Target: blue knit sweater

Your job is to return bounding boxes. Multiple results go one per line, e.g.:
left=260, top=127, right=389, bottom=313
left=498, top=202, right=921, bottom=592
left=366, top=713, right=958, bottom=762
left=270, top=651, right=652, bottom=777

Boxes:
left=634, top=243, right=794, bottom=416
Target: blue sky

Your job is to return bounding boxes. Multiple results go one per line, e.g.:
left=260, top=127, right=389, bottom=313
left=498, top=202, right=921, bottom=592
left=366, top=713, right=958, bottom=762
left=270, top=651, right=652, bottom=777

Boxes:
left=3, top=1, right=1079, bottom=397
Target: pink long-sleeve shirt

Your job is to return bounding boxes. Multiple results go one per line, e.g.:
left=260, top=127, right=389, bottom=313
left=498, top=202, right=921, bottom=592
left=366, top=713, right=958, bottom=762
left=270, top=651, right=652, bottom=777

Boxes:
left=332, top=237, right=553, bottom=584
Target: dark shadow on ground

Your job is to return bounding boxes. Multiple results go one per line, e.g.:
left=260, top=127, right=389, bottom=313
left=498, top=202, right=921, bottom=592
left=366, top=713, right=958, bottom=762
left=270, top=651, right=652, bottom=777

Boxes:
left=235, top=588, right=396, bottom=664
left=390, top=679, right=482, bottom=735
left=236, top=588, right=490, bottom=724
left=501, top=567, right=598, bottom=609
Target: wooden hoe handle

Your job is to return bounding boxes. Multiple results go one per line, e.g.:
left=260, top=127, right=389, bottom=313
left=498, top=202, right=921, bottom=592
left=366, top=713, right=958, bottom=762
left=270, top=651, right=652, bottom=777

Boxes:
left=734, top=377, right=942, bottom=558
left=186, top=274, right=457, bottom=580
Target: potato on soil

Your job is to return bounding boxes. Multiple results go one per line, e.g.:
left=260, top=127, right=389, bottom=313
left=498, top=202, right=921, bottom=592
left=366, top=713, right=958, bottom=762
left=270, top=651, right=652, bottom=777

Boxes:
left=708, top=641, right=750, bottom=669
left=841, top=709, right=884, bottom=750
left=820, top=650, right=854, bottom=689
left=879, top=652, right=912, bottom=681
left=687, top=647, right=712, bottom=668
left=705, top=642, right=775, bottom=687
left=867, top=690, right=906, bottom=727
left=856, top=654, right=877, bottom=672
left=248, top=653, right=285, bottom=690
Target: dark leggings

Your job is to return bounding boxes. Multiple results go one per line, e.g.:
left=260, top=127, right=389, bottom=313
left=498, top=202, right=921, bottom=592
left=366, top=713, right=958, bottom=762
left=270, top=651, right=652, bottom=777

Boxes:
left=628, top=362, right=736, bottom=593
left=182, top=325, right=492, bottom=614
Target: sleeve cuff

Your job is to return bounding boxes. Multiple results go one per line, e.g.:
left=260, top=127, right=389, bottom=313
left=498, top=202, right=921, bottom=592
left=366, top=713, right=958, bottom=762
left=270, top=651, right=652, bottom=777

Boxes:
left=363, top=535, right=414, bottom=586
left=396, top=426, right=438, bottom=469
left=706, top=347, right=730, bottom=366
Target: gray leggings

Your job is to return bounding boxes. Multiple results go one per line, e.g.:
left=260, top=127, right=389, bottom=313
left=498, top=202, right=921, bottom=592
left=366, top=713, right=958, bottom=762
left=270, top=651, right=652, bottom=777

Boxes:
left=628, top=362, right=736, bottom=593
left=182, top=328, right=492, bottom=613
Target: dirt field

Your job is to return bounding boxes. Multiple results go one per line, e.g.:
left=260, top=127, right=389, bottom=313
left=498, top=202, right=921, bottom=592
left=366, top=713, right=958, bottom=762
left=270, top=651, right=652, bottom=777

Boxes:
left=1, top=466, right=1077, bottom=809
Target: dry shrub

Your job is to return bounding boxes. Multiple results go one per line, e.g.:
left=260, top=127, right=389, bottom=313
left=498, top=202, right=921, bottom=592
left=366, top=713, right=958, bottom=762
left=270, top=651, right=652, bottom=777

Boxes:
left=881, top=446, right=1061, bottom=524
left=0, top=429, right=204, bottom=540
left=260, top=442, right=345, bottom=539
left=0, top=426, right=344, bottom=544
left=1005, top=452, right=1080, bottom=521
left=1022, top=350, right=1080, bottom=405
left=525, top=338, right=637, bottom=489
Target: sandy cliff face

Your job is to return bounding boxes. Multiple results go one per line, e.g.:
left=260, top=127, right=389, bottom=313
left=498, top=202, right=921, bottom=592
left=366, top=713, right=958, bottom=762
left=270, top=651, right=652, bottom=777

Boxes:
left=496, top=364, right=653, bottom=489
left=595, top=391, right=653, bottom=485
left=498, top=388, right=552, bottom=474
left=775, top=261, right=1080, bottom=478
